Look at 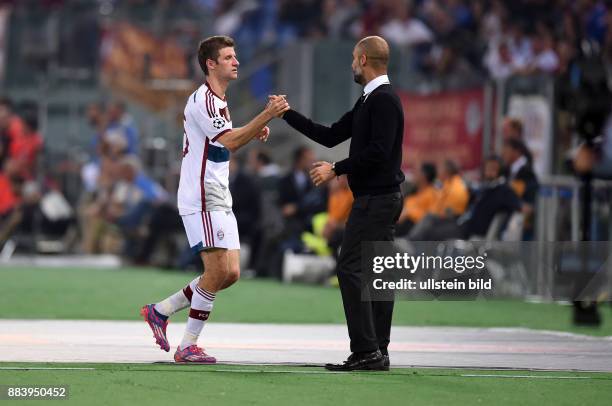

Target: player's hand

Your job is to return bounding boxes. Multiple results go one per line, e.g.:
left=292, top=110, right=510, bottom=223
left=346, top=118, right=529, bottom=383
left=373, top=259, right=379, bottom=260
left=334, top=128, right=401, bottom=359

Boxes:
left=310, top=161, right=335, bottom=187
left=265, top=95, right=289, bottom=119
left=257, top=126, right=270, bottom=142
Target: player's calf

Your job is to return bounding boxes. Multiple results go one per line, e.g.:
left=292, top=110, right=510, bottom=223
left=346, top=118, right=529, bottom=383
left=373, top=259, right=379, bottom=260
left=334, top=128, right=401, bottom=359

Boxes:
left=221, top=266, right=240, bottom=289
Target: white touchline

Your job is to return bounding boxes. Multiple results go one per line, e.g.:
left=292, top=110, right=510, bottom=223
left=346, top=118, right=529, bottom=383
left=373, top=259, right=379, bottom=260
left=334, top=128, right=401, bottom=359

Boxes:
left=460, top=374, right=592, bottom=379
left=0, top=367, right=96, bottom=371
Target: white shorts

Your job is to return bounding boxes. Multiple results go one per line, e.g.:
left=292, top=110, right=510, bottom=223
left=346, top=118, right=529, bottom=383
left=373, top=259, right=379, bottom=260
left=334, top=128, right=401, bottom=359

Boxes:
left=182, top=210, right=240, bottom=253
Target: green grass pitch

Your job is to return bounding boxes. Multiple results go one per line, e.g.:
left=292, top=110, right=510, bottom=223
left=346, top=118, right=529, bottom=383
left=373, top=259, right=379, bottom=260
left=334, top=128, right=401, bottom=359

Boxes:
left=1, top=266, right=611, bottom=405
left=1, top=363, right=611, bottom=406
left=0, top=267, right=611, bottom=335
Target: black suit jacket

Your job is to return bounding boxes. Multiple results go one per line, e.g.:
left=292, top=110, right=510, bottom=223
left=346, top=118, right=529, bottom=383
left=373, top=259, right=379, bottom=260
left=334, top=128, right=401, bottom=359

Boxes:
left=283, top=83, right=405, bottom=197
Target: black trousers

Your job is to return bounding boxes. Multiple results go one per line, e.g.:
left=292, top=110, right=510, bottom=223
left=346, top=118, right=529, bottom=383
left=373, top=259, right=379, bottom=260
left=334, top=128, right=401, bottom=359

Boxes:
left=336, top=192, right=402, bottom=353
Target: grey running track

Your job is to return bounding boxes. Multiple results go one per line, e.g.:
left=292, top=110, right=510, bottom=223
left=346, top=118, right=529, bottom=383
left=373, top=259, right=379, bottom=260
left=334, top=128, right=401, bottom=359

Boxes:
left=1, top=320, right=611, bottom=371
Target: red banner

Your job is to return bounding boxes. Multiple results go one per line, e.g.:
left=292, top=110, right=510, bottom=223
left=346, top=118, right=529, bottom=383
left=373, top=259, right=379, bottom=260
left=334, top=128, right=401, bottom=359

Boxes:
left=400, top=88, right=484, bottom=174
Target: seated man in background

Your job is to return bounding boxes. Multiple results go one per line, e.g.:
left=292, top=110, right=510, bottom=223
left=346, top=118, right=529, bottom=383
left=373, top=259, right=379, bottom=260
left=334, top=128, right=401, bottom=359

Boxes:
left=408, top=159, right=469, bottom=240
left=321, top=176, right=353, bottom=257
left=403, top=156, right=521, bottom=241
left=396, top=162, right=437, bottom=236
left=107, top=156, right=168, bottom=258
left=458, top=155, right=521, bottom=239
left=431, top=159, right=469, bottom=218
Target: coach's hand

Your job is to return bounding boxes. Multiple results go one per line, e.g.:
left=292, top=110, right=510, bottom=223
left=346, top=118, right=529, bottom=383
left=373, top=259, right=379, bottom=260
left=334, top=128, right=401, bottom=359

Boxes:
left=265, top=95, right=290, bottom=119
left=257, top=126, right=270, bottom=142
left=310, top=161, right=335, bottom=187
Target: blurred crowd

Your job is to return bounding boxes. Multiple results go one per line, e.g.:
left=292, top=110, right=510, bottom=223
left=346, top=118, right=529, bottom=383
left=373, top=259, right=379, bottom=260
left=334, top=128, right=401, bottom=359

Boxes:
left=0, top=97, right=74, bottom=253
left=396, top=118, right=538, bottom=243
left=211, top=0, right=612, bottom=85
left=9, top=0, right=612, bottom=84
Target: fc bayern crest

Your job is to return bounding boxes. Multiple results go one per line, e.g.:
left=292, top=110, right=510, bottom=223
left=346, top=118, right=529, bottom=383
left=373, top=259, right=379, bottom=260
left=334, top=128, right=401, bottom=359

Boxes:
left=212, top=117, right=225, bottom=129
left=217, top=229, right=225, bottom=240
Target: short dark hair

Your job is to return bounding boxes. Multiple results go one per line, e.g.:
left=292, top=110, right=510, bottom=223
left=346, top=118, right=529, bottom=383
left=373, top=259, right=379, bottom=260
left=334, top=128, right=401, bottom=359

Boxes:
left=504, top=137, right=526, bottom=153
left=443, top=159, right=460, bottom=176
left=503, top=137, right=533, bottom=165
left=420, top=162, right=437, bottom=184
left=0, top=97, right=13, bottom=110
left=22, top=111, right=38, bottom=132
left=256, top=150, right=272, bottom=165
left=293, top=146, right=310, bottom=166
left=506, top=118, right=524, bottom=138
left=198, top=36, right=235, bottom=76
left=485, top=154, right=505, bottom=176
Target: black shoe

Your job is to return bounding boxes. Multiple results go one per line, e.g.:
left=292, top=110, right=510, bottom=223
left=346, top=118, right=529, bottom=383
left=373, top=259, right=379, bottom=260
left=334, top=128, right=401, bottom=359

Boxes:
left=324, top=350, right=387, bottom=371
left=383, top=354, right=390, bottom=368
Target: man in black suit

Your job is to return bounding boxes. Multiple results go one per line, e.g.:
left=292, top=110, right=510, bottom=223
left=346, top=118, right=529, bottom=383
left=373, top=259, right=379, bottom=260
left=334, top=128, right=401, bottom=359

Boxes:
left=501, top=138, right=539, bottom=239
left=275, top=36, right=405, bottom=371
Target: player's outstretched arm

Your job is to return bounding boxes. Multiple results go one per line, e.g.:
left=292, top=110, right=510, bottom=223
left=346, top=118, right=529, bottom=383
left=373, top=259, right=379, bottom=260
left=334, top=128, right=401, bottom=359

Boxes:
left=217, top=97, right=288, bottom=152
left=272, top=95, right=353, bottom=148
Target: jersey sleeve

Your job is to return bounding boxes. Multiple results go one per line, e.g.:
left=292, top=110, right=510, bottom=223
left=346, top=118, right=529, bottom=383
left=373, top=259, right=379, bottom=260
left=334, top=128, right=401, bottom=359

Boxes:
left=194, top=97, right=232, bottom=142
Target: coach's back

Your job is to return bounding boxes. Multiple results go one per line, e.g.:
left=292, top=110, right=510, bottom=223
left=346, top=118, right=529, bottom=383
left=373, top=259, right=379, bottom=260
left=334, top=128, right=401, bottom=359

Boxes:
left=334, top=83, right=405, bottom=197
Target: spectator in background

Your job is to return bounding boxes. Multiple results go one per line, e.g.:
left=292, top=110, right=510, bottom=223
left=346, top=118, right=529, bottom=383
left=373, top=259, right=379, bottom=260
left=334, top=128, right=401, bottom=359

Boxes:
left=354, top=0, right=388, bottom=37
left=229, top=154, right=262, bottom=269
left=322, top=0, right=362, bottom=39
left=0, top=159, right=45, bottom=251
left=86, top=101, right=108, bottom=161
left=106, top=100, right=139, bottom=156
left=0, top=98, right=23, bottom=170
left=484, top=41, right=516, bottom=80
left=79, top=133, right=129, bottom=254
left=269, top=145, right=327, bottom=278
left=247, top=148, right=284, bottom=277
left=517, top=24, right=559, bottom=74
left=248, top=147, right=281, bottom=179
left=502, top=137, right=538, bottom=239
left=112, top=157, right=167, bottom=258
left=502, top=116, right=524, bottom=140
left=432, top=159, right=469, bottom=218
left=478, top=0, right=506, bottom=44
left=277, top=0, right=324, bottom=43
left=501, top=116, right=534, bottom=164
left=321, top=175, right=353, bottom=257
left=9, top=112, right=43, bottom=179
left=396, top=162, right=437, bottom=236
left=507, top=20, right=533, bottom=70
left=278, top=145, right=318, bottom=238
left=402, top=155, right=521, bottom=240
left=458, top=154, right=521, bottom=239
left=0, top=160, right=24, bottom=248
left=408, top=159, right=469, bottom=240
left=380, top=0, right=433, bottom=47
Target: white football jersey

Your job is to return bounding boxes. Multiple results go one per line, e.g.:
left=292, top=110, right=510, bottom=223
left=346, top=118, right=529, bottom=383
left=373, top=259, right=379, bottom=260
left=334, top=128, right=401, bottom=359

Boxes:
left=178, top=82, right=233, bottom=215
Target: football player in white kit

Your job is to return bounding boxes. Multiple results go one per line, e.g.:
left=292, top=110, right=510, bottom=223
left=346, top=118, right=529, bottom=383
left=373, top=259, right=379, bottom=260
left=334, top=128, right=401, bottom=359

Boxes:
left=141, top=36, right=290, bottom=363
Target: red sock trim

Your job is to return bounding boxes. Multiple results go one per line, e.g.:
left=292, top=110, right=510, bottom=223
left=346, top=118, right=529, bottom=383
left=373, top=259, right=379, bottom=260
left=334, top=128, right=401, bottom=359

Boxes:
left=183, top=285, right=194, bottom=301
left=189, top=308, right=210, bottom=321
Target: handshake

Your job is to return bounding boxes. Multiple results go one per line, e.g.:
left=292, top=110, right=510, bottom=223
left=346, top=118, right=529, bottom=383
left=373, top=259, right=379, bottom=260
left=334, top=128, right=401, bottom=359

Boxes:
left=256, top=94, right=334, bottom=187
left=265, top=94, right=290, bottom=119
left=256, top=95, right=290, bottom=143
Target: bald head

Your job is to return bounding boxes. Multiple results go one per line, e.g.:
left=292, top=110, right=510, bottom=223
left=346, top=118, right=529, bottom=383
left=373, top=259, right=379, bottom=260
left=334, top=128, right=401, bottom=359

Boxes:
left=351, top=36, right=390, bottom=85
left=356, top=36, right=390, bottom=70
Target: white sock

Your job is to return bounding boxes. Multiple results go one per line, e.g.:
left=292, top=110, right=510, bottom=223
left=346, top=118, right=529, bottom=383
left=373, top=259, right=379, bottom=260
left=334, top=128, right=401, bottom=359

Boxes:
left=154, top=276, right=200, bottom=317
left=180, top=285, right=215, bottom=350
